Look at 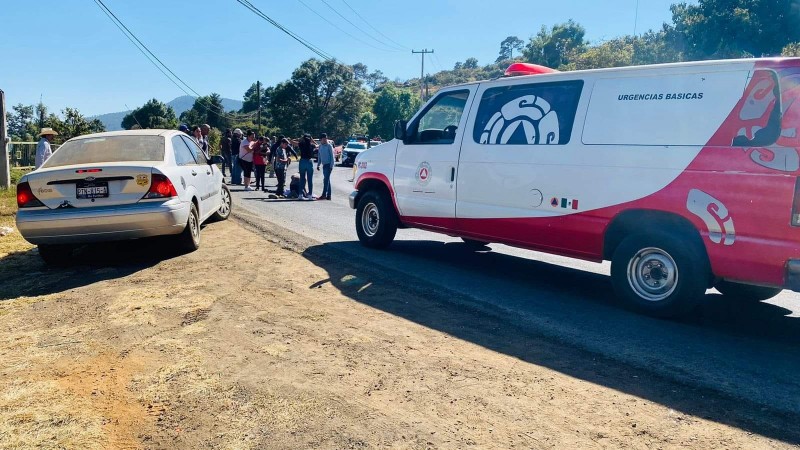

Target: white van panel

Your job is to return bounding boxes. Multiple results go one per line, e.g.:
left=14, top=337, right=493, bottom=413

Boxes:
left=582, top=70, right=750, bottom=146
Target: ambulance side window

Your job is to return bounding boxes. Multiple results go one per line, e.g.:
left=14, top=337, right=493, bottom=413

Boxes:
left=408, top=90, right=470, bottom=145
left=473, top=80, right=583, bottom=145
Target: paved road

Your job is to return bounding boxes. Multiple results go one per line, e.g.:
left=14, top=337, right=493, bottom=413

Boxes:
left=228, top=164, right=800, bottom=425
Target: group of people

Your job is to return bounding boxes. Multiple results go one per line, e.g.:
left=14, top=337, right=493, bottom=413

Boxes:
left=216, top=128, right=336, bottom=201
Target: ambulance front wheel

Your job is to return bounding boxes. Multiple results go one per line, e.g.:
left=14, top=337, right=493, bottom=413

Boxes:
left=611, top=232, right=708, bottom=318
left=356, top=190, right=397, bottom=249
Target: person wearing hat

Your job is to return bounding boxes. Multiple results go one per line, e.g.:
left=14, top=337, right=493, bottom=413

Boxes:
left=178, top=123, right=190, bottom=134
left=34, top=128, right=59, bottom=169
left=316, top=133, right=335, bottom=200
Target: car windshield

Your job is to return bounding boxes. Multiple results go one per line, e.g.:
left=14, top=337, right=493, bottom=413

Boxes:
left=347, top=143, right=368, bottom=150
left=43, top=135, right=165, bottom=168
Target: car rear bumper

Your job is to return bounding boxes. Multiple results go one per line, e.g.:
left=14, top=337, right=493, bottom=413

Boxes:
left=16, top=200, right=190, bottom=245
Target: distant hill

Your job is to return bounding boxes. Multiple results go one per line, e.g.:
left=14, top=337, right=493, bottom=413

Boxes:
left=93, top=95, right=243, bottom=131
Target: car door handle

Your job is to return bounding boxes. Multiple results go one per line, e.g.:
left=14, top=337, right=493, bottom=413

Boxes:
left=451, top=167, right=456, bottom=182
left=191, top=170, right=197, bottom=176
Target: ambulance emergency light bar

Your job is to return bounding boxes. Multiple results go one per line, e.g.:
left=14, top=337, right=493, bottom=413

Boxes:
left=504, top=62, right=558, bottom=77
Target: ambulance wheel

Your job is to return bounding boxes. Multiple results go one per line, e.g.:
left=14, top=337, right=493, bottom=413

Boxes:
left=461, top=238, right=489, bottom=250
left=356, top=191, right=397, bottom=249
left=714, top=280, right=782, bottom=302
left=611, top=232, right=708, bottom=318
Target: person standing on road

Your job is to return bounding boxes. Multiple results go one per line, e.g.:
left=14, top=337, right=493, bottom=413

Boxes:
left=239, top=130, right=257, bottom=191
left=231, top=129, right=243, bottom=185
left=253, top=136, right=269, bottom=192
left=220, top=129, right=233, bottom=177
left=274, top=138, right=290, bottom=196
left=34, top=128, right=58, bottom=169
left=316, top=133, right=334, bottom=201
left=297, top=134, right=316, bottom=200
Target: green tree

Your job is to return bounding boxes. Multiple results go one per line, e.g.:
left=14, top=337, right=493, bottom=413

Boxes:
left=53, top=107, right=106, bottom=140
left=462, top=57, right=479, bottom=69
left=365, top=70, right=389, bottom=91
left=267, top=59, right=372, bottom=137
left=522, top=20, right=587, bottom=69
left=7, top=104, right=35, bottom=140
left=368, top=84, right=421, bottom=139
left=240, top=82, right=266, bottom=113
left=496, top=36, right=525, bottom=62
left=782, top=42, right=800, bottom=56
left=121, top=99, right=178, bottom=130
left=670, top=0, right=800, bottom=60
left=179, top=93, right=230, bottom=130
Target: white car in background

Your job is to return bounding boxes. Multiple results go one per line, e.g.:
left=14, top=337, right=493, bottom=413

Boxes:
left=341, top=141, right=369, bottom=167
left=16, top=129, right=232, bottom=264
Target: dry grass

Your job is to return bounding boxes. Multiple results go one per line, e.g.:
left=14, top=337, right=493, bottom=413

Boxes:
left=0, top=186, right=34, bottom=256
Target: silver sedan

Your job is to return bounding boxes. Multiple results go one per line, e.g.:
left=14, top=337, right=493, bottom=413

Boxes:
left=16, top=129, right=232, bottom=264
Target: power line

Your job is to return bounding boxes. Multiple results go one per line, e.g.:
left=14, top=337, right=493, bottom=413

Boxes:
left=235, top=0, right=334, bottom=60
left=317, top=0, right=402, bottom=51
left=92, top=0, right=247, bottom=121
left=294, top=0, right=399, bottom=52
left=337, top=0, right=409, bottom=50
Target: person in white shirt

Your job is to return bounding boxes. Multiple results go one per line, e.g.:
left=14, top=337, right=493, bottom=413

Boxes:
left=316, top=133, right=335, bottom=200
left=239, top=130, right=257, bottom=191
left=35, top=128, right=58, bottom=169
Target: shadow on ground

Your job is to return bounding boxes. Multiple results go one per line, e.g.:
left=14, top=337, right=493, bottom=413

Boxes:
left=0, top=236, right=185, bottom=301
left=301, top=239, right=800, bottom=445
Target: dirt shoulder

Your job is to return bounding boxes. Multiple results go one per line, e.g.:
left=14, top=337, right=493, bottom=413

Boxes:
left=0, top=215, right=796, bottom=449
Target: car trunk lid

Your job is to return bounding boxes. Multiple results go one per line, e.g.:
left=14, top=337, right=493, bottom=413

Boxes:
left=25, top=164, right=157, bottom=209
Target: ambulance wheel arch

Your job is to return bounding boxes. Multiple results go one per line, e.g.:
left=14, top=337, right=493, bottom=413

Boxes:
left=604, top=210, right=712, bottom=317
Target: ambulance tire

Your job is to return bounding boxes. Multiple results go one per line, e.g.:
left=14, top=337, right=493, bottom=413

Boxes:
left=356, top=190, right=397, bottom=249
left=714, top=280, right=782, bottom=302
left=611, top=232, right=708, bottom=318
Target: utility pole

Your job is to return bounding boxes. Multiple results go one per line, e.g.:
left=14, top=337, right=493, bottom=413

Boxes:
left=256, top=80, right=262, bottom=135
left=0, top=89, right=10, bottom=189
left=412, top=49, right=434, bottom=101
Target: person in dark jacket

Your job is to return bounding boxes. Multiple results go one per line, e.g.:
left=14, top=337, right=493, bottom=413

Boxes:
left=231, top=129, right=243, bottom=185
left=297, top=134, right=317, bottom=200
left=221, top=129, right=233, bottom=177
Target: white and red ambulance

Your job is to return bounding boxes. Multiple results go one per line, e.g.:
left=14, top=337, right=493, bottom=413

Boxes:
left=348, top=58, right=800, bottom=317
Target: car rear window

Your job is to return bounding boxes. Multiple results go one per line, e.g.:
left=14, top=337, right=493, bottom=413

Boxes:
left=43, top=135, right=165, bottom=168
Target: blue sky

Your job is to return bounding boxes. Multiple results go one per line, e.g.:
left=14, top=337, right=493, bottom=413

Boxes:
left=3, top=0, right=687, bottom=116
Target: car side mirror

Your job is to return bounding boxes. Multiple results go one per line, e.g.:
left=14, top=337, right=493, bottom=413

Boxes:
left=394, top=120, right=408, bottom=143
left=210, top=155, right=224, bottom=165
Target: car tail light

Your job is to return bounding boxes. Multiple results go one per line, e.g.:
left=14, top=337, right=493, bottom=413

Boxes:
left=16, top=182, right=45, bottom=208
left=792, top=177, right=800, bottom=226
left=143, top=174, right=178, bottom=199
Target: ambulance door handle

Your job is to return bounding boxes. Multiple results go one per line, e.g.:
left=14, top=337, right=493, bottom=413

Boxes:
left=450, top=167, right=456, bottom=182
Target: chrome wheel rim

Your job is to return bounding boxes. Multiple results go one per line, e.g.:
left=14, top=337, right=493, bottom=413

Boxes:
left=626, top=247, right=678, bottom=302
left=361, top=203, right=380, bottom=237
left=219, top=188, right=231, bottom=217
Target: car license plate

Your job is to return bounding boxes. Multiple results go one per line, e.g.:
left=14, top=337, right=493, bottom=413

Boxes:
left=76, top=181, right=109, bottom=199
